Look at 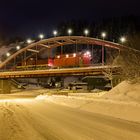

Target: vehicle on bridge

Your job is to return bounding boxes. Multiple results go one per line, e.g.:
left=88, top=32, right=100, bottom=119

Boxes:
left=15, top=51, right=92, bottom=70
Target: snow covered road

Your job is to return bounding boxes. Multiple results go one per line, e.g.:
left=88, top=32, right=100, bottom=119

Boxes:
left=0, top=98, right=140, bottom=140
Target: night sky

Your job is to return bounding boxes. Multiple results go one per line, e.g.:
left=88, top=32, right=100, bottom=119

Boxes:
left=0, top=0, right=139, bottom=38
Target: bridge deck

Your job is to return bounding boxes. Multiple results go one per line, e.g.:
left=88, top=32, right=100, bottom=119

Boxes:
left=0, top=66, right=120, bottom=78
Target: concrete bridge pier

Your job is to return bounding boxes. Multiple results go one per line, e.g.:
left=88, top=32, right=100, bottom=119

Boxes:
left=0, top=79, right=11, bottom=94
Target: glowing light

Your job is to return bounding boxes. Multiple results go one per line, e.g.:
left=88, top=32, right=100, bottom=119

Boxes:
left=53, top=30, right=58, bottom=36
left=73, top=53, right=76, bottom=57
left=84, top=51, right=91, bottom=57
left=68, top=29, right=72, bottom=35
left=27, top=39, right=32, bottom=44
left=16, top=46, right=20, bottom=50
left=66, top=54, right=69, bottom=58
left=57, top=55, right=60, bottom=59
left=48, top=63, right=53, bottom=67
left=120, top=36, right=126, bottom=43
left=39, top=34, right=44, bottom=39
left=101, top=32, right=106, bottom=39
left=86, top=51, right=90, bottom=55
left=84, top=29, right=89, bottom=36
left=6, top=52, right=10, bottom=57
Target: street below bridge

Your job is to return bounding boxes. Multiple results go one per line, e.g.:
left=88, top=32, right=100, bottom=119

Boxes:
left=0, top=95, right=139, bottom=140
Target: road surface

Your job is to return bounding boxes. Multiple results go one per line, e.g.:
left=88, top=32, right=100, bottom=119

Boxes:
left=0, top=98, right=140, bottom=140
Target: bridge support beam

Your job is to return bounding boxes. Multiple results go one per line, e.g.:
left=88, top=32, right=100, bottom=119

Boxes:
left=0, top=79, right=11, bottom=94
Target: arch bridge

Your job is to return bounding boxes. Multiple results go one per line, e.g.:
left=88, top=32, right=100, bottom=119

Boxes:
left=0, top=36, right=129, bottom=93
left=0, top=36, right=128, bottom=70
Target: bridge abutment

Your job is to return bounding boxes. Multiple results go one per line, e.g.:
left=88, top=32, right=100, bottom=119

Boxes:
left=0, top=79, right=11, bottom=94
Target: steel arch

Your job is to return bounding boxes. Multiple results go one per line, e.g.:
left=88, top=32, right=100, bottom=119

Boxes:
left=0, top=36, right=129, bottom=69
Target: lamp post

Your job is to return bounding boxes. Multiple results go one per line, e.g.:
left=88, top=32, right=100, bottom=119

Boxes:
left=84, top=29, right=89, bottom=55
left=16, top=46, right=20, bottom=50
left=53, top=30, right=58, bottom=37
left=68, top=29, right=72, bottom=36
left=101, top=32, right=106, bottom=40
left=119, top=36, right=126, bottom=55
left=101, top=32, right=106, bottom=65
left=120, top=36, right=126, bottom=44
left=27, top=39, right=32, bottom=44
left=84, top=29, right=89, bottom=36
left=39, top=34, right=44, bottom=40
left=6, top=52, right=10, bottom=57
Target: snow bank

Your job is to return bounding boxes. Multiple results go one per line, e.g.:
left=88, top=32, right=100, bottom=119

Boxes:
left=35, top=95, right=140, bottom=123
left=34, top=82, right=140, bottom=123
left=103, top=81, right=140, bottom=102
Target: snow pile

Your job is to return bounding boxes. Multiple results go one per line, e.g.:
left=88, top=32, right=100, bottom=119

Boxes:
left=103, top=81, right=140, bottom=102
left=35, top=94, right=140, bottom=123
left=36, top=95, right=89, bottom=107
left=69, top=92, right=107, bottom=98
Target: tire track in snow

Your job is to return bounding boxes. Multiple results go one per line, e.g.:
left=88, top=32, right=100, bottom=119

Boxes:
left=0, top=101, right=23, bottom=140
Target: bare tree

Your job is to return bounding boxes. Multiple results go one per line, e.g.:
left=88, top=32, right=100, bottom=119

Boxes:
left=103, top=68, right=114, bottom=88
left=113, top=34, right=140, bottom=83
left=103, top=48, right=120, bottom=88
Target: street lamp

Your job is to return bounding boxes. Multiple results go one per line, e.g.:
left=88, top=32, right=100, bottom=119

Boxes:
left=84, top=29, right=89, bottom=36
left=27, top=39, right=32, bottom=44
left=120, top=36, right=126, bottom=43
left=53, top=30, right=58, bottom=37
left=57, top=55, right=60, bottom=59
left=66, top=54, right=69, bottom=58
left=101, top=32, right=106, bottom=40
left=101, top=32, right=106, bottom=65
left=73, top=53, right=76, bottom=57
left=68, top=29, right=72, bottom=36
left=16, top=46, right=20, bottom=50
left=6, top=52, right=10, bottom=57
left=39, top=34, right=44, bottom=40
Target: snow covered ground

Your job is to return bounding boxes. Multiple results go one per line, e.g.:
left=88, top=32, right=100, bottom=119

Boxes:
left=103, top=81, right=140, bottom=102
left=0, top=96, right=140, bottom=140
left=0, top=81, right=140, bottom=140
left=36, top=94, right=140, bottom=123
left=34, top=81, right=140, bottom=123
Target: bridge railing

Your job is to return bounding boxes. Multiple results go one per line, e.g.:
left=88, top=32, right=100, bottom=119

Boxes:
left=0, top=63, right=106, bottom=72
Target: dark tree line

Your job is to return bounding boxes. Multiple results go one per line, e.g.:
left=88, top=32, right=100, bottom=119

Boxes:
left=56, top=16, right=140, bottom=67
left=57, top=15, right=140, bottom=43
left=1, top=15, right=140, bottom=47
left=112, top=33, right=140, bottom=83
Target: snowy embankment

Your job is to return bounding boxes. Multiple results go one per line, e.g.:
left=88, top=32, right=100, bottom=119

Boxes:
left=103, top=81, right=140, bottom=102
left=1, top=98, right=140, bottom=140
left=36, top=81, right=140, bottom=123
